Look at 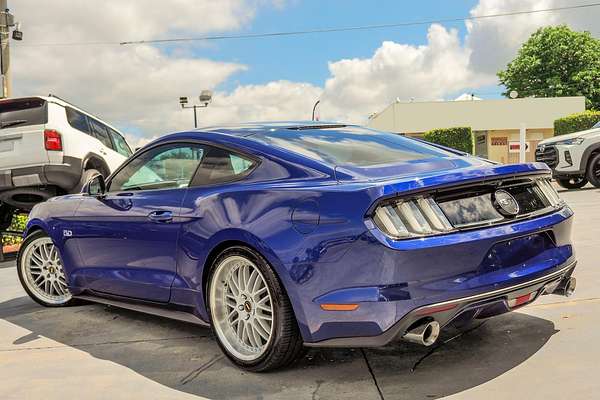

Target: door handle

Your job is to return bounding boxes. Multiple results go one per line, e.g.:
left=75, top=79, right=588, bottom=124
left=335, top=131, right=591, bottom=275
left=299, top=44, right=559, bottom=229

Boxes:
left=148, top=210, right=173, bottom=223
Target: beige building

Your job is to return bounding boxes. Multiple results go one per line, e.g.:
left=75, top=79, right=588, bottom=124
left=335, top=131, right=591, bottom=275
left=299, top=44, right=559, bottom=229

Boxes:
left=368, top=96, right=586, bottom=164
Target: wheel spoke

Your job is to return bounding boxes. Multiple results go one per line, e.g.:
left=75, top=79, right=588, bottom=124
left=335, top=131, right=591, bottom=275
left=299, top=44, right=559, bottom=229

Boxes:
left=41, top=244, right=50, bottom=262
left=227, top=308, right=237, bottom=320
left=236, top=318, right=244, bottom=340
left=256, top=312, right=272, bottom=322
left=251, top=274, right=263, bottom=295
left=226, top=293, right=236, bottom=301
left=243, top=265, right=251, bottom=291
left=246, top=324, right=257, bottom=347
left=247, top=269, right=258, bottom=293
left=31, top=252, right=44, bottom=266
left=226, top=298, right=237, bottom=308
left=254, top=318, right=270, bottom=340
left=250, top=324, right=262, bottom=347
left=228, top=275, right=240, bottom=296
left=52, top=281, right=63, bottom=296
left=236, top=266, right=244, bottom=292
left=254, top=286, right=267, bottom=299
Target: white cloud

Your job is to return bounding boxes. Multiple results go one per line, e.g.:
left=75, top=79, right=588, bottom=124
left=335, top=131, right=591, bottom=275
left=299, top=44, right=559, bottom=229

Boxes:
left=466, top=0, right=600, bottom=74
left=10, top=0, right=280, bottom=142
left=208, top=81, right=322, bottom=124
left=320, top=24, right=491, bottom=122
left=8, top=0, right=600, bottom=142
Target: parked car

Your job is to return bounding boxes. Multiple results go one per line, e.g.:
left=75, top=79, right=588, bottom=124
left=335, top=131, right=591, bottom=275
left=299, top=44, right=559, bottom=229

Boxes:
left=17, top=122, right=577, bottom=371
left=0, top=95, right=133, bottom=231
left=535, top=119, right=600, bottom=189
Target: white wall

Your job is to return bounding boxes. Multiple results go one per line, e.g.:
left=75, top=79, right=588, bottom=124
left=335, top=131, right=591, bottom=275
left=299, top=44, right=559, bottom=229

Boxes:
left=368, top=97, right=586, bottom=133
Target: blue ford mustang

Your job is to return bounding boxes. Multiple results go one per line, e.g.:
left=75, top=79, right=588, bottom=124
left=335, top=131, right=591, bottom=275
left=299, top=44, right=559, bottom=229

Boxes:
left=17, top=122, right=577, bottom=371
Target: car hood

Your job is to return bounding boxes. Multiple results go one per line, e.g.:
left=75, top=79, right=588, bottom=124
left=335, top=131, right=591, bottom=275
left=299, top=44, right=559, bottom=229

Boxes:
left=334, top=155, right=495, bottom=182
left=540, top=127, right=600, bottom=145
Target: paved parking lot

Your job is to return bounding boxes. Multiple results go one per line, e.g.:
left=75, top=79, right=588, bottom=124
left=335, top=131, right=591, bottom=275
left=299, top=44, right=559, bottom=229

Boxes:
left=1, top=187, right=599, bottom=400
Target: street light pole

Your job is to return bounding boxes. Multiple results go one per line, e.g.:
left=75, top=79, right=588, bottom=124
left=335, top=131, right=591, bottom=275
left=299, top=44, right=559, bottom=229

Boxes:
left=179, top=90, right=212, bottom=128
left=312, top=100, right=320, bottom=121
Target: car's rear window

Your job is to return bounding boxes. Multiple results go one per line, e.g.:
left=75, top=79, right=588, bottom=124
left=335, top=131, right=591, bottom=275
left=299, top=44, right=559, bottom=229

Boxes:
left=0, top=98, right=48, bottom=129
left=250, top=126, right=451, bottom=166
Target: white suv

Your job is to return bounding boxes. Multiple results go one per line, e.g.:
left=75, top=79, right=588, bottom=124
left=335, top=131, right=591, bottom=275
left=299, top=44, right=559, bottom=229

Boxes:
left=0, top=95, right=132, bottom=229
left=536, top=120, right=600, bottom=189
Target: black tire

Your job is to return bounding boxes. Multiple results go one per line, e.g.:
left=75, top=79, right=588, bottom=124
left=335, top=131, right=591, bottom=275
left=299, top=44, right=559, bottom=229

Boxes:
left=0, top=203, right=15, bottom=231
left=17, top=230, right=76, bottom=307
left=555, top=176, right=588, bottom=190
left=73, top=168, right=101, bottom=194
left=207, top=246, right=305, bottom=372
left=587, top=153, right=600, bottom=188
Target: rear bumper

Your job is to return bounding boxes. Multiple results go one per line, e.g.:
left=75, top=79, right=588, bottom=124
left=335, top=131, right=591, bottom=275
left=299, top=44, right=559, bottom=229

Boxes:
left=306, top=260, right=576, bottom=347
left=296, top=205, right=574, bottom=344
left=0, top=156, right=83, bottom=192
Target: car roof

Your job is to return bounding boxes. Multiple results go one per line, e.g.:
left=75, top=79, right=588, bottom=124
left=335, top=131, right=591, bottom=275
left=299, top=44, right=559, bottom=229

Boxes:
left=199, top=121, right=351, bottom=137
left=0, top=95, right=128, bottom=138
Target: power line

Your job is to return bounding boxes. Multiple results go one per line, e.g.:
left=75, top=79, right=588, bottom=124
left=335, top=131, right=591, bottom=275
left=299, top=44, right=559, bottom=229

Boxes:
left=14, top=2, right=600, bottom=48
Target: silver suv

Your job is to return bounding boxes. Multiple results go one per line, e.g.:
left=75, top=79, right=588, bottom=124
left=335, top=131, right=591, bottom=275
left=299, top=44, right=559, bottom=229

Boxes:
left=536, top=120, right=600, bottom=189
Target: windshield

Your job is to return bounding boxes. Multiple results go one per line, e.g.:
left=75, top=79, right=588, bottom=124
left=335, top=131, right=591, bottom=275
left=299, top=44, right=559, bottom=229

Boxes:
left=0, top=98, right=48, bottom=129
left=593, top=120, right=600, bottom=129
left=250, top=126, right=452, bottom=167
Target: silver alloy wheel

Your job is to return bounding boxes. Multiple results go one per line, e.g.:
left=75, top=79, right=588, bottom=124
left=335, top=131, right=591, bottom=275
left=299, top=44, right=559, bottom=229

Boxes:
left=210, top=255, right=274, bottom=361
left=20, top=237, right=71, bottom=305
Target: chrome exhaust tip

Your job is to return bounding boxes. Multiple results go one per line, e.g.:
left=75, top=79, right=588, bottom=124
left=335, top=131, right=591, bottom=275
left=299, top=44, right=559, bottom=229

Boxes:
left=555, top=276, right=576, bottom=297
left=402, top=320, right=440, bottom=347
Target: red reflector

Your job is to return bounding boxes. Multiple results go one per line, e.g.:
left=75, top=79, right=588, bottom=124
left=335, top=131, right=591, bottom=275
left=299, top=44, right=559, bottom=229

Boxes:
left=515, top=293, right=532, bottom=307
left=44, top=129, right=62, bottom=151
left=416, top=302, right=458, bottom=316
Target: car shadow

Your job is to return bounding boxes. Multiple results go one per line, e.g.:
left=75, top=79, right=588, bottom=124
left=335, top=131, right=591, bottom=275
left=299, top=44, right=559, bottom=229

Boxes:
left=555, top=186, right=598, bottom=193
left=0, top=296, right=558, bottom=400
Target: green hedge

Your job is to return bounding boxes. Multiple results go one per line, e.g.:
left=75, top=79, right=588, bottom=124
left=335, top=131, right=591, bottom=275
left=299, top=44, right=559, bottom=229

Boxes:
left=554, top=111, right=600, bottom=136
left=2, top=213, right=27, bottom=246
left=423, top=127, right=473, bottom=154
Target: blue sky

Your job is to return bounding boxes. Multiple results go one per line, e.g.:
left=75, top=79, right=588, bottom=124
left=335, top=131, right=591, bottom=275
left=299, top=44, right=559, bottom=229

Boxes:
left=183, top=0, right=481, bottom=91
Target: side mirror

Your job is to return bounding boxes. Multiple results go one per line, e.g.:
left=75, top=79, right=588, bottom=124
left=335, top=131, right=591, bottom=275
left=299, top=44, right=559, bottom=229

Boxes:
left=85, top=174, right=106, bottom=196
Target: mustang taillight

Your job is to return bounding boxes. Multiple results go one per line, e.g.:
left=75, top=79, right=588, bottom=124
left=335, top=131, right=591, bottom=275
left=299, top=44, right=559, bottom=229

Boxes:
left=372, top=178, right=563, bottom=240
left=373, top=196, right=454, bottom=239
left=536, top=179, right=562, bottom=207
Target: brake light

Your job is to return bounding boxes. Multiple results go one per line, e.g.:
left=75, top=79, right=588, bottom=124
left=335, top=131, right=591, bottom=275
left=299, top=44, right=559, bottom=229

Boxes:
left=44, top=129, right=62, bottom=151
left=372, top=196, right=454, bottom=239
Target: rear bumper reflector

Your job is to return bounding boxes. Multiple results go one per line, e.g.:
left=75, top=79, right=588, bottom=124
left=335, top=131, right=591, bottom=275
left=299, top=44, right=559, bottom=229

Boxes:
left=507, top=292, right=534, bottom=308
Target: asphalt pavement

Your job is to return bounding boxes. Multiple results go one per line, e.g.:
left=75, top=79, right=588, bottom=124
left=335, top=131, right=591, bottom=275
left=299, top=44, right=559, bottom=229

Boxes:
left=1, top=186, right=599, bottom=400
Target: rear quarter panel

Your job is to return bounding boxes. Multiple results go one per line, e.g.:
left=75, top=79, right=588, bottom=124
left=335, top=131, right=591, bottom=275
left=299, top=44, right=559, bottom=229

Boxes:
left=173, top=181, right=373, bottom=337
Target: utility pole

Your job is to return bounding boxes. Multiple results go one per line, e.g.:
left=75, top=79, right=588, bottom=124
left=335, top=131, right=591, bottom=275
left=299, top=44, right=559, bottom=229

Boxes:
left=0, top=1, right=23, bottom=99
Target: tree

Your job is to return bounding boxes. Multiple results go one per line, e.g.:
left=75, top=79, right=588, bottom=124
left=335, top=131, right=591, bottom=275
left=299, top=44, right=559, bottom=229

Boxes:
left=498, top=25, right=600, bottom=110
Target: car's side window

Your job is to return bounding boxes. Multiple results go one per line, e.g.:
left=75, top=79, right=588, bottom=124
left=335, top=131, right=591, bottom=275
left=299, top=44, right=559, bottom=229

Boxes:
left=108, top=128, right=133, bottom=157
left=109, top=143, right=205, bottom=192
left=193, top=146, right=256, bottom=185
left=65, top=107, right=92, bottom=136
left=88, top=118, right=114, bottom=150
